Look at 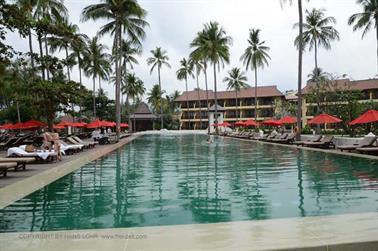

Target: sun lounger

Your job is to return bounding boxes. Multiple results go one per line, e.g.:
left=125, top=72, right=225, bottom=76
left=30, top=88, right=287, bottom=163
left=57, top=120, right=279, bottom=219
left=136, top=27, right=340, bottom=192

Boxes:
left=356, top=147, right=378, bottom=155
left=71, top=136, right=97, bottom=148
left=0, top=162, right=18, bottom=177
left=0, top=157, right=35, bottom=171
left=59, top=140, right=84, bottom=155
left=270, top=133, right=288, bottom=142
left=303, top=135, right=335, bottom=149
left=337, top=136, right=377, bottom=152
left=0, top=137, right=18, bottom=150
left=7, top=147, right=57, bottom=161
left=66, top=137, right=91, bottom=149
left=261, top=133, right=280, bottom=141
left=273, top=133, right=296, bottom=144
left=293, top=135, right=322, bottom=146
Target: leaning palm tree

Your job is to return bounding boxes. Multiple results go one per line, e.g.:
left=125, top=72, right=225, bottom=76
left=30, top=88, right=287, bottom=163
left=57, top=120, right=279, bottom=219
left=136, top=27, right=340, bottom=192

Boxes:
left=240, top=28, right=270, bottom=122
left=348, top=0, right=378, bottom=72
left=83, top=36, right=112, bottom=118
left=294, top=8, right=339, bottom=72
left=190, top=22, right=232, bottom=133
left=280, top=0, right=309, bottom=138
left=147, top=47, right=171, bottom=129
left=190, top=58, right=204, bottom=129
left=81, top=0, right=148, bottom=141
left=223, top=67, right=248, bottom=120
left=176, top=58, right=194, bottom=129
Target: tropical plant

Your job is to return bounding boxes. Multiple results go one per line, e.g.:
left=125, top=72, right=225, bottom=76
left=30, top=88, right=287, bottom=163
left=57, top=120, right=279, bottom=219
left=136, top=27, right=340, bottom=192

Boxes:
left=240, top=28, right=270, bottom=122
left=307, top=67, right=330, bottom=83
left=147, top=84, right=165, bottom=114
left=280, top=0, right=310, bottom=137
left=295, top=8, right=339, bottom=72
left=223, top=67, right=248, bottom=120
left=348, top=0, right=378, bottom=72
left=189, top=58, right=204, bottom=129
left=147, top=47, right=171, bottom=129
left=81, top=0, right=148, bottom=140
left=69, top=30, right=88, bottom=85
left=190, top=21, right=232, bottom=133
left=82, top=36, right=112, bottom=118
left=176, top=57, right=194, bottom=128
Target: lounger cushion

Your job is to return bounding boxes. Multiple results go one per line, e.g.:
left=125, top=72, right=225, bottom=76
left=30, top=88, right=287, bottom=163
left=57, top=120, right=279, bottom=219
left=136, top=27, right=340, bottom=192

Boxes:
left=7, top=147, right=57, bottom=160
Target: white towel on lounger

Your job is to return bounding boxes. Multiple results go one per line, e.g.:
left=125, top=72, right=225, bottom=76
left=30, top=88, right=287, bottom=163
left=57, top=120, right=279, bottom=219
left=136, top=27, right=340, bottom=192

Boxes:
left=7, top=147, right=57, bottom=160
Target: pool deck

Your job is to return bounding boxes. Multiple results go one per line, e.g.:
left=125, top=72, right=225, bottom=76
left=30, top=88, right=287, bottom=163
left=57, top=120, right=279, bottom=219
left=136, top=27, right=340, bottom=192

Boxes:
left=0, top=130, right=377, bottom=251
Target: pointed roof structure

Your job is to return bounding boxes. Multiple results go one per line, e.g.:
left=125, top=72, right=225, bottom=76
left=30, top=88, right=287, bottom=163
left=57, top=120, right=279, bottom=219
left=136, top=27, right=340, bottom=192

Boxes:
left=209, top=104, right=225, bottom=112
left=130, top=102, right=157, bottom=119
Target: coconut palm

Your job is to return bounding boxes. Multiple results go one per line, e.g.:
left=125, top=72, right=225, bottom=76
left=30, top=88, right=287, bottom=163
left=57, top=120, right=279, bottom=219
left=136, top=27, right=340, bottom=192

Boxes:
left=240, top=28, right=270, bottom=122
left=176, top=58, right=194, bottom=129
left=307, top=67, right=330, bottom=83
left=81, top=0, right=148, bottom=141
left=147, top=47, right=171, bottom=129
left=190, top=58, right=204, bottom=129
left=223, top=67, right=248, bottom=120
left=147, top=84, right=165, bottom=115
left=280, top=0, right=309, bottom=138
left=190, top=22, right=232, bottom=133
left=69, top=31, right=89, bottom=85
left=83, top=36, right=112, bottom=118
left=33, top=0, right=68, bottom=80
left=348, top=0, right=378, bottom=72
left=294, top=8, right=339, bottom=72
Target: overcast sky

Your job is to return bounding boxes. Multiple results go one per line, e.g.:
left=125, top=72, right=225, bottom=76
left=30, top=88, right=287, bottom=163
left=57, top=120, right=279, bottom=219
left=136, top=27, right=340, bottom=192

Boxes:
left=6, top=0, right=377, bottom=99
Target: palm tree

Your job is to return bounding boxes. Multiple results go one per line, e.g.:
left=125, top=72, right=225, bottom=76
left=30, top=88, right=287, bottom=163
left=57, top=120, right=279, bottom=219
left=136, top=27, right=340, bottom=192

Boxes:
left=190, top=22, right=232, bottom=133
left=240, top=28, right=270, bottom=122
left=69, top=31, right=89, bottom=85
left=307, top=67, right=330, bottom=83
left=147, top=47, right=171, bottom=129
left=295, top=8, right=339, bottom=72
left=33, top=0, right=68, bottom=80
left=223, top=67, right=248, bottom=120
left=189, top=58, right=204, bottom=129
left=83, top=36, right=112, bottom=118
left=147, top=84, right=165, bottom=115
left=348, top=0, right=378, bottom=72
left=176, top=58, right=194, bottom=129
left=81, top=0, right=148, bottom=141
left=280, top=0, right=309, bottom=138
left=120, top=72, right=145, bottom=130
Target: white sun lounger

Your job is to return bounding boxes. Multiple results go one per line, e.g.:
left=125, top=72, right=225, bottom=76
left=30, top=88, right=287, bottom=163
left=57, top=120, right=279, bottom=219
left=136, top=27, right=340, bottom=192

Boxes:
left=7, top=147, right=57, bottom=161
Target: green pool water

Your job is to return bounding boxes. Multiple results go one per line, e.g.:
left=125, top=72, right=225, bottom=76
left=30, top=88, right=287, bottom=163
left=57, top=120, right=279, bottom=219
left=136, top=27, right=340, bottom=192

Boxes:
left=0, top=134, right=377, bottom=232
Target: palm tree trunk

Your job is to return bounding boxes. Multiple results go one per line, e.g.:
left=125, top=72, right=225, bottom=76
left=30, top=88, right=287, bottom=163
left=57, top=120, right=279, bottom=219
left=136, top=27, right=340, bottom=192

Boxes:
left=186, top=77, right=190, bottom=129
left=296, top=0, right=304, bottom=140
left=93, top=76, right=96, bottom=118
left=235, top=90, right=238, bottom=120
left=38, top=33, right=45, bottom=80
left=314, top=42, right=318, bottom=72
left=158, top=65, right=163, bottom=129
left=98, top=75, right=101, bottom=91
left=77, top=54, right=82, bottom=85
left=44, top=32, right=50, bottom=80
left=196, top=69, right=202, bottom=129
left=254, top=66, right=258, bottom=123
left=203, top=61, right=210, bottom=135
left=16, top=100, right=21, bottom=123
left=213, top=63, right=218, bottom=135
left=65, top=47, right=70, bottom=81
left=28, top=28, right=35, bottom=71
left=376, top=17, right=378, bottom=73
left=123, top=62, right=127, bottom=123
left=115, top=25, right=122, bottom=141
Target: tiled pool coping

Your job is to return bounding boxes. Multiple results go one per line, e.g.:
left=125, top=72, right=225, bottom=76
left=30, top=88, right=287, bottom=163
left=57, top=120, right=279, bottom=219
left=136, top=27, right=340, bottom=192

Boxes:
left=0, top=135, right=139, bottom=209
left=0, top=212, right=377, bottom=251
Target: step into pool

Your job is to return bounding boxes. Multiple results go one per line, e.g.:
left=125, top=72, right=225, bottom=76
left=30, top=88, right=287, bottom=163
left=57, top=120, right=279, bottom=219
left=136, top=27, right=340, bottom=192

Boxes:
left=0, top=134, right=377, bottom=232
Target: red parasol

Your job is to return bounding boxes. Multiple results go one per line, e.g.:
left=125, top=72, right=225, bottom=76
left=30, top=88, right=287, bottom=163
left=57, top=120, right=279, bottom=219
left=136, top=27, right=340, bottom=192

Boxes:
left=120, top=123, right=129, bottom=128
left=261, top=119, right=282, bottom=126
left=219, top=122, right=232, bottom=127
left=86, top=120, right=107, bottom=129
left=0, top=123, right=13, bottom=130
left=53, top=124, right=65, bottom=129
left=349, top=110, right=378, bottom=125
left=277, top=116, right=297, bottom=124
left=234, top=121, right=245, bottom=127
left=308, top=113, right=342, bottom=125
left=243, top=119, right=258, bottom=127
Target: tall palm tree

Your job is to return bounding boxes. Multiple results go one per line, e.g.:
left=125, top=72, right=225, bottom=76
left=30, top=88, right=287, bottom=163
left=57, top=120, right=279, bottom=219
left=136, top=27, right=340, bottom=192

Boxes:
left=147, top=47, right=171, bottom=129
left=190, top=58, right=204, bottom=129
left=190, top=22, right=232, bottom=133
left=83, top=36, right=112, bottom=118
left=176, top=58, right=194, bottom=129
left=69, top=31, right=88, bottom=85
left=240, top=28, right=270, bottom=122
left=295, top=8, right=339, bottom=72
left=223, top=67, right=248, bottom=120
left=33, top=0, right=68, bottom=80
left=280, top=0, right=309, bottom=138
left=348, top=0, right=378, bottom=72
left=81, top=0, right=148, bottom=141
left=307, top=67, right=330, bottom=83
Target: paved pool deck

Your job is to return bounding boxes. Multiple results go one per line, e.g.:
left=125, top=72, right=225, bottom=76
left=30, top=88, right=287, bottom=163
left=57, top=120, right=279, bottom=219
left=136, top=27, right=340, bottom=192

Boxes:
left=0, top=130, right=377, bottom=251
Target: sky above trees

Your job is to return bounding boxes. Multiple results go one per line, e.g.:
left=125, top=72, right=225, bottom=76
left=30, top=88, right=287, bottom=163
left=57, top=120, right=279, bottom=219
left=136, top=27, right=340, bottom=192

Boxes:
left=6, top=0, right=377, bottom=99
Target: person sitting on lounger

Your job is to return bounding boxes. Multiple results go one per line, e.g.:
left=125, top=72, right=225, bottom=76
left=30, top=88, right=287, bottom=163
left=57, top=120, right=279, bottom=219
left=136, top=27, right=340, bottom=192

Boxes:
left=42, top=132, right=62, bottom=161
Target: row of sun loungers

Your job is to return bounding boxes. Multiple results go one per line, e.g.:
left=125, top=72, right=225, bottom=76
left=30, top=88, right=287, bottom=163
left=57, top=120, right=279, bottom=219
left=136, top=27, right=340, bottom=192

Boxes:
left=224, top=132, right=378, bottom=154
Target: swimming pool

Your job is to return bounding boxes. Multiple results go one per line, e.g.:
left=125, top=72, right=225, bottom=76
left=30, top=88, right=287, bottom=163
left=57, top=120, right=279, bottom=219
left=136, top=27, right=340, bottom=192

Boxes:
left=0, top=134, right=377, bottom=232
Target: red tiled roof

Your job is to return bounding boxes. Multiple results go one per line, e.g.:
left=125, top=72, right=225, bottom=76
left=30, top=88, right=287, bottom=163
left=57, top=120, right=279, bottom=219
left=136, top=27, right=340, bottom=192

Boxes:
left=175, top=86, right=284, bottom=102
left=302, top=78, right=378, bottom=94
